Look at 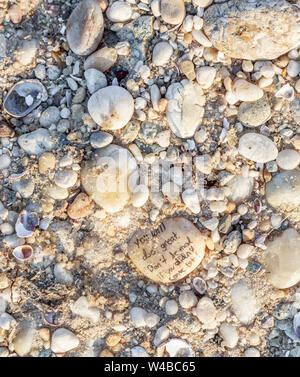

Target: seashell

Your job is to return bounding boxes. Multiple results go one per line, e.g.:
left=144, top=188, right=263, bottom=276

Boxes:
left=3, top=79, right=47, bottom=118
left=39, top=216, right=52, bottom=231
left=275, top=84, right=295, bottom=102
left=44, top=310, right=63, bottom=326
left=15, top=210, right=39, bottom=238
left=12, top=245, right=33, bottom=261
left=293, top=312, right=300, bottom=339
left=253, top=198, right=262, bottom=214
left=193, top=277, right=207, bottom=295
left=8, top=170, right=28, bottom=181
left=157, top=339, right=194, bottom=357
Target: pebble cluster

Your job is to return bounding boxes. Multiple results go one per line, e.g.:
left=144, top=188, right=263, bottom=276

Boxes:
left=0, top=0, right=300, bottom=358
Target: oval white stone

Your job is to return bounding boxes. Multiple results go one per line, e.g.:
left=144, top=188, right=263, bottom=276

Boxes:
left=238, top=133, right=278, bottom=163
left=88, top=86, right=134, bottom=130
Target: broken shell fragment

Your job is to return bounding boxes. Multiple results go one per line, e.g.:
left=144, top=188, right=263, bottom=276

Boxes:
left=12, top=245, right=33, bottom=261
left=44, top=310, right=63, bottom=326
left=275, top=84, right=295, bottom=101
left=15, top=210, right=39, bottom=238
left=3, top=80, right=47, bottom=118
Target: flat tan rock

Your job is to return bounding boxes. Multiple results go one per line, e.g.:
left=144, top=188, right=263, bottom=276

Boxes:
left=128, top=217, right=206, bottom=284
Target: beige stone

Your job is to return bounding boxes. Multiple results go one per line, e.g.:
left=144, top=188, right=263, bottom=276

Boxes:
left=38, top=152, right=56, bottom=174
left=128, top=217, right=206, bottom=284
left=84, top=47, right=117, bottom=72
left=264, top=228, right=300, bottom=289
left=161, top=0, right=185, bottom=25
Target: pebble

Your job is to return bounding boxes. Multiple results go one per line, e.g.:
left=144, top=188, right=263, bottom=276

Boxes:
left=0, top=154, right=11, bottom=170
left=238, top=98, right=271, bottom=127
left=195, top=296, right=216, bottom=324
left=219, top=323, right=238, bottom=348
left=238, top=133, right=278, bottom=163
left=165, top=300, right=178, bottom=315
left=128, top=217, right=206, bottom=284
left=166, top=81, right=205, bottom=138
left=131, top=346, right=149, bottom=357
left=192, top=30, right=212, bottom=47
left=244, top=348, right=260, bottom=357
left=131, top=185, right=149, bottom=208
left=51, top=328, right=79, bottom=353
left=72, top=87, right=86, bottom=104
left=8, top=4, right=22, bottom=24
left=90, top=131, right=113, bottom=148
left=84, top=69, right=107, bottom=94
left=276, top=149, right=300, bottom=170
left=287, top=60, right=300, bottom=78
left=34, top=64, right=46, bottom=80
left=15, top=39, right=38, bottom=65
left=231, top=280, right=259, bottom=324
left=66, top=0, right=104, bottom=56
left=54, top=170, right=78, bottom=189
left=88, top=86, right=134, bottom=130
left=226, top=176, right=253, bottom=203
left=60, top=108, right=71, bottom=119
left=130, top=307, right=147, bottom=328
left=152, top=42, right=173, bottom=66
left=237, top=244, right=254, bottom=259
left=106, top=1, right=132, bottom=22
left=40, top=107, right=60, bottom=127
left=47, top=185, right=69, bottom=200
left=106, top=333, right=121, bottom=347
left=232, top=80, right=263, bottom=102
left=153, top=326, right=169, bottom=346
left=160, top=0, right=185, bottom=25
left=0, top=122, right=14, bottom=138
left=47, top=65, right=61, bottom=80
left=13, top=322, right=35, bottom=357
left=38, top=152, right=56, bottom=174
left=196, top=66, right=216, bottom=89
left=264, top=228, right=300, bottom=289
left=67, top=193, right=93, bottom=220
left=54, top=263, right=73, bottom=285
left=266, top=172, right=300, bottom=210
left=84, top=47, right=117, bottom=72
left=203, top=0, right=300, bottom=60
left=182, top=189, right=200, bottom=214
left=179, top=291, right=198, bottom=309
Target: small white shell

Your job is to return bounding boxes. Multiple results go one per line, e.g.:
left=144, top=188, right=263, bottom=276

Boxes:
left=275, top=84, right=295, bottom=101
left=157, top=339, right=194, bottom=357
left=193, top=277, right=207, bottom=295
left=15, top=210, right=39, bottom=238
left=12, top=245, right=33, bottom=261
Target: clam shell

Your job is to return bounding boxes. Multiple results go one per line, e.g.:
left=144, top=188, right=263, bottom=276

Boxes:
left=12, top=245, right=33, bottom=261
left=3, top=79, right=47, bottom=118
left=44, top=310, right=63, bottom=326
left=157, top=339, right=194, bottom=357
left=15, top=210, right=39, bottom=238
left=293, top=312, right=300, bottom=339
left=275, top=84, right=295, bottom=102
